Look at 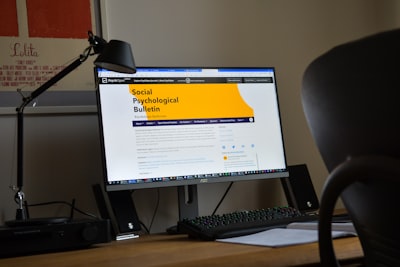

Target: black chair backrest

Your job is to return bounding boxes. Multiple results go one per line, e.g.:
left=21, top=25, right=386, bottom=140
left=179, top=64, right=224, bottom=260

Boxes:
left=302, top=29, right=400, bottom=173
left=302, top=29, right=400, bottom=267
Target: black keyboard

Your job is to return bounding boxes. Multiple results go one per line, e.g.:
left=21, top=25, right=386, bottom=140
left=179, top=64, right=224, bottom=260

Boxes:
left=177, top=206, right=318, bottom=240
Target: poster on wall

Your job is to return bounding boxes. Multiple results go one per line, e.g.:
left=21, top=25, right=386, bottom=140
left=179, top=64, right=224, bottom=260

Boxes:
left=0, top=0, right=97, bottom=94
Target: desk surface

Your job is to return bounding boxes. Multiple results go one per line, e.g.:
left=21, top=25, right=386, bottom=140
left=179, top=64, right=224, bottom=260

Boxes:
left=1, top=233, right=363, bottom=267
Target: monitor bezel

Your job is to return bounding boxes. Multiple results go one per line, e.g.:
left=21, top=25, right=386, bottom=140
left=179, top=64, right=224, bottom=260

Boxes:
left=95, top=66, right=289, bottom=192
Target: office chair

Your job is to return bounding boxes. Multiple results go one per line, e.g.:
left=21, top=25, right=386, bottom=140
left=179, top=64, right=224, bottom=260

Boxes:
left=301, top=29, right=400, bottom=267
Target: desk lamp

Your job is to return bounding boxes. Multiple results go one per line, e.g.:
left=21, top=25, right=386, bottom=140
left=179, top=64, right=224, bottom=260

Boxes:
left=7, top=31, right=136, bottom=227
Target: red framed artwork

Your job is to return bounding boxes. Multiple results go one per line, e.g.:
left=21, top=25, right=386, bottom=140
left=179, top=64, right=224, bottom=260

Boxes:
left=0, top=0, right=97, bottom=92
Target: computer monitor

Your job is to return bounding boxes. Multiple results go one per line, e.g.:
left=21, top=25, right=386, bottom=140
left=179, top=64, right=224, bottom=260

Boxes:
left=95, top=67, right=288, bottom=228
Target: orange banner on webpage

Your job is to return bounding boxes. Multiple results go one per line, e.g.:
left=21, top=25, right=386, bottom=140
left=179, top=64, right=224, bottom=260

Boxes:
left=129, top=83, right=253, bottom=120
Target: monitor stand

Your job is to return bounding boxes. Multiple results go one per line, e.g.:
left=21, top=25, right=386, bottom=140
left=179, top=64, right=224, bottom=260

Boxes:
left=166, top=185, right=199, bottom=234
left=177, top=185, right=199, bottom=220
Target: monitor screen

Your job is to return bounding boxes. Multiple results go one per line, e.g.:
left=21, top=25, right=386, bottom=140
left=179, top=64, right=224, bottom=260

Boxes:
left=95, top=67, right=288, bottom=192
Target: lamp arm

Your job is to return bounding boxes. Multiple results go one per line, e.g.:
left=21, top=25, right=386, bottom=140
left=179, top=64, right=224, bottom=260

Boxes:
left=17, top=53, right=90, bottom=113
left=15, top=48, right=91, bottom=192
left=31, top=58, right=82, bottom=99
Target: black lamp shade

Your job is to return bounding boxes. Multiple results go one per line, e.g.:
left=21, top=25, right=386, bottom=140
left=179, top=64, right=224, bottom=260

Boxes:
left=94, top=40, right=136, bottom=74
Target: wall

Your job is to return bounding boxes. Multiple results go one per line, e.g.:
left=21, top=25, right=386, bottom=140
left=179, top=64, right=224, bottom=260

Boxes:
left=1, top=0, right=399, bottom=233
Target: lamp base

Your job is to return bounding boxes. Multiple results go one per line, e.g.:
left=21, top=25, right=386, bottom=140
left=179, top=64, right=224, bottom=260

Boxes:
left=5, top=217, right=70, bottom=227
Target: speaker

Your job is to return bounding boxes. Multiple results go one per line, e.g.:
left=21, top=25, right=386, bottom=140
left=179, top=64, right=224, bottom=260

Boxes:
left=107, top=190, right=141, bottom=233
left=281, top=164, right=319, bottom=213
left=92, top=184, right=141, bottom=238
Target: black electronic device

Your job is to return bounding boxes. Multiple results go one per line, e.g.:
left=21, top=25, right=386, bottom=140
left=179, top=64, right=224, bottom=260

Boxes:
left=95, top=67, right=289, bottom=225
left=0, top=219, right=111, bottom=258
left=92, top=184, right=141, bottom=239
left=281, top=164, right=319, bottom=213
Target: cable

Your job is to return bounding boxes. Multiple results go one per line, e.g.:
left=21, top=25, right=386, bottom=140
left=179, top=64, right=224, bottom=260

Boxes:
left=211, top=182, right=234, bottom=216
left=132, top=183, right=232, bottom=232
left=147, top=188, right=160, bottom=233
left=131, top=189, right=160, bottom=234
left=27, top=200, right=100, bottom=220
left=140, top=221, right=150, bottom=234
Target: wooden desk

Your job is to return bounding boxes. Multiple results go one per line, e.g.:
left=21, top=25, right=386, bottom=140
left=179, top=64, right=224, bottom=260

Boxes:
left=0, top=233, right=363, bottom=267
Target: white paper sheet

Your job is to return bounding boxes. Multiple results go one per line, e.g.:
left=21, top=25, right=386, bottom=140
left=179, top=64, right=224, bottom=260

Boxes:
left=216, top=223, right=356, bottom=247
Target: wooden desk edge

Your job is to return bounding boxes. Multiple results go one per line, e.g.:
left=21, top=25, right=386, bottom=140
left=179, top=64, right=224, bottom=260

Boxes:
left=0, top=233, right=363, bottom=267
